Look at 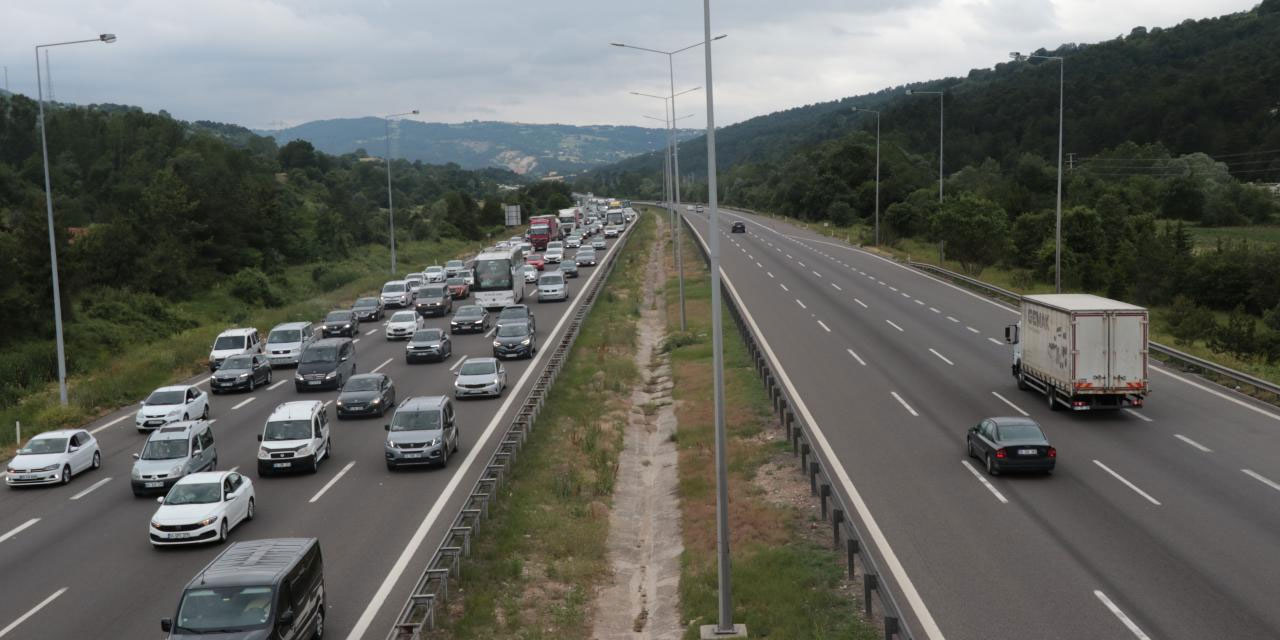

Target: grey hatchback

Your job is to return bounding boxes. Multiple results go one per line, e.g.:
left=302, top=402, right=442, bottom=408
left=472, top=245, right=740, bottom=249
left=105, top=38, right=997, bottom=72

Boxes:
left=966, top=417, right=1056, bottom=475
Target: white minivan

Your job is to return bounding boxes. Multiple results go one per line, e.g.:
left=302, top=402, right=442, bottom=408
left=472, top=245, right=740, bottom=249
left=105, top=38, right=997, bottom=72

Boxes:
left=208, top=327, right=261, bottom=372
left=265, top=321, right=316, bottom=367
left=256, top=401, right=331, bottom=476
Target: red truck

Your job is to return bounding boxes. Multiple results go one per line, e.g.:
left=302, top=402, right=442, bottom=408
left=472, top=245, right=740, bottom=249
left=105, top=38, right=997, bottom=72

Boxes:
left=527, top=215, right=560, bottom=251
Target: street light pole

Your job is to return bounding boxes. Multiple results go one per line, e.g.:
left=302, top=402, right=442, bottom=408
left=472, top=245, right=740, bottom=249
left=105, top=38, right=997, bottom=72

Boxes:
left=383, top=109, right=419, bottom=276
left=1011, top=52, right=1065, bottom=293
left=851, top=107, right=881, bottom=246
left=35, top=33, right=116, bottom=406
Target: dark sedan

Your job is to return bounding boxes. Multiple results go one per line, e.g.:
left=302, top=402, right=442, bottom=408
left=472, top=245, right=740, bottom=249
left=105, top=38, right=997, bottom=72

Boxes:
left=336, top=373, right=396, bottom=419
left=450, top=305, right=490, bottom=334
left=492, top=321, right=537, bottom=359
left=322, top=309, right=359, bottom=338
left=352, top=297, right=384, bottom=321
left=210, top=354, right=272, bottom=393
left=559, top=261, right=579, bottom=278
left=731, top=221, right=746, bottom=233
left=967, top=417, right=1056, bottom=475
left=406, top=328, right=452, bottom=363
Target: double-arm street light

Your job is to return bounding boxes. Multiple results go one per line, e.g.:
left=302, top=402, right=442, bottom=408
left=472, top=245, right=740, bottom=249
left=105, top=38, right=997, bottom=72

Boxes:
left=905, top=88, right=944, bottom=204
left=384, top=110, right=419, bottom=275
left=36, top=33, right=116, bottom=406
left=850, top=107, right=881, bottom=246
left=1010, top=51, right=1065, bottom=293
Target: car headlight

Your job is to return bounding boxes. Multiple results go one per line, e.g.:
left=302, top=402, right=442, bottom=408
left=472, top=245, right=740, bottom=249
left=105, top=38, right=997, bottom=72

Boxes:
left=343, top=324, right=351, bottom=328
left=370, top=398, right=381, bottom=405
left=428, top=437, right=441, bottom=447
left=335, top=399, right=345, bottom=407
left=167, top=409, right=182, bottom=418
left=237, top=373, right=250, bottom=380
left=295, top=373, right=304, bottom=381
left=325, top=371, right=337, bottom=379
left=170, top=464, right=184, bottom=476
left=297, top=443, right=313, bottom=456
left=197, top=516, right=218, bottom=527
left=258, top=447, right=270, bottom=459
left=521, top=338, right=531, bottom=345
left=35, top=464, right=60, bottom=472
left=493, top=340, right=502, bottom=347
left=131, top=466, right=142, bottom=479
left=150, top=520, right=163, bottom=529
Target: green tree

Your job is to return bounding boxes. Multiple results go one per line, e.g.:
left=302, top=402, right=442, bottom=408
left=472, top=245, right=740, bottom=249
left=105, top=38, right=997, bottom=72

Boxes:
left=931, top=194, right=1010, bottom=274
left=1210, top=305, right=1258, bottom=360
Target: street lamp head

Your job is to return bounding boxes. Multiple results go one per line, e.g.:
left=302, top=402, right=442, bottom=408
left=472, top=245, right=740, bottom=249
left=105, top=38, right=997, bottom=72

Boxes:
left=1009, top=51, right=1025, bottom=61
left=609, top=42, right=625, bottom=47
left=712, top=34, right=727, bottom=41
left=904, top=89, right=914, bottom=95
left=410, top=110, right=420, bottom=115
left=100, top=34, right=117, bottom=43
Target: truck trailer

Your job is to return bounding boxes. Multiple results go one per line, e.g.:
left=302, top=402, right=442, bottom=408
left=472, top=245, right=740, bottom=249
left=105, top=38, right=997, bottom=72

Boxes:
left=1006, top=294, right=1149, bottom=411
left=527, top=215, right=560, bottom=250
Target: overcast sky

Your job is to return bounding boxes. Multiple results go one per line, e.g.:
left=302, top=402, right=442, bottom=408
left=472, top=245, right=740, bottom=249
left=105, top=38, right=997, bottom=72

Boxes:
left=0, top=0, right=1261, bottom=131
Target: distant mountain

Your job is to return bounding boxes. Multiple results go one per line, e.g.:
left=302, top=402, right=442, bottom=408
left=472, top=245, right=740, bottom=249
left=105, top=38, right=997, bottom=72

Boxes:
left=256, top=119, right=700, bottom=176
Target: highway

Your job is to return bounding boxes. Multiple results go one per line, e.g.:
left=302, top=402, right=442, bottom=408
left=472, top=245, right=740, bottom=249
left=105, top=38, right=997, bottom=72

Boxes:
left=0, top=227, right=631, bottom=640
left=681, top=207, right=1280, bottom=640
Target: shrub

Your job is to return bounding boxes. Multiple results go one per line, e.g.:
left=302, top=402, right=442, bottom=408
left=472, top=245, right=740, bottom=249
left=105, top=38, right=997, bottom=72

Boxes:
left=228, top=268, right=284, bottom=307
left=311, top=264, right=362, bottom=291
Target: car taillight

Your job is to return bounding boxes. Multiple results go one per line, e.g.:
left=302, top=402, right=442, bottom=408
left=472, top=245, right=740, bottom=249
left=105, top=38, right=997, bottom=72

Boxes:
left=1047, top=447, right=1056, bottom=458
left=995, top=448, right=1007, bottom=459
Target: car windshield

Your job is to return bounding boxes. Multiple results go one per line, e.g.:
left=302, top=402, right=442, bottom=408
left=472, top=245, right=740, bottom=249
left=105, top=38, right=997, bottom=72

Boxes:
left=447, top=278, right=465, bottom=286
left=499, top=308, right=526, bottom=320
left=998, top=424, right=1045, bottom=441
left=300, top=346, right=336, bottom=364
left=578, top=251, right=595, bottom=258
left=383, top=283, right=405, bottom=293
left=264, top=420, right=312, bottom=441
left=354, top=298, right=378, bottom=308
left=164, top=482, right=221, bottom=505
left=423, top=286, right=446, bottom=298
left=460, top=361, right=497, bottom=376
left=447, top=260, right=464, bottom=268
left=221, top=355, right=252, bottom=369
left=475, top=258, right=514, bottom=290
left=540, top=275, right=564, bottom=285
left=455, top=306, right=482, bottom=318
left=146, top=389, right=185, bottom=405
left=18, top=437, right=67, bottom=455
left=142, top=438, right=189, bottom=460
left=213, top=335, right=245, bottom=350
left=343, top=377, right=380, bottom=392
left=427, top=267, right=443, bottom=274
left=268, top=329, right=301, bottom=343
left=390, top=410, right=442, bottom=432
left=530, top=225, right=549, bottom=234
left=175, top=586, right=273, bottom=633
left=497, top=324, right=528, bottom=338
left=391, top=312, right=417, bottom=323
left=325, top=311, right=349, bottom=322
left=414, top=329, right=443, bottom=342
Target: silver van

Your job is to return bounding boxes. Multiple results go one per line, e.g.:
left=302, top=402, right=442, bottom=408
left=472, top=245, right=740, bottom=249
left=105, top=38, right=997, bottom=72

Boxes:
left=131, top=421, right=218, bottom=496
left=265, top=321, right=316, bottom=367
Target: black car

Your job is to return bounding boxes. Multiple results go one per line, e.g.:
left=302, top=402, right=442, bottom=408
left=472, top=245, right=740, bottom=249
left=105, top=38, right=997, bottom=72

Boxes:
left=336, top=373, right=396, bottom=419
left=450, top=305, right=490, bottom=334
left=966, top=417, right=1056, bottom=475
left=559, top=261, right=579, bottom=278
left=493, top=321, right=537, bottom=359
left=415, top=284, right=453, bottom=317
left=731, top=221, right=746, bottom=233
left=210, top=354, right=272, bottom=393
left=352, top=296, right=384, bottom=322
left=406, top=328, right=452, bottom=363
left=495, top=305, right=536, bottom=333
left=295, top=338, right=357, bottom=391
left=322, top=309, right=359, bottom=338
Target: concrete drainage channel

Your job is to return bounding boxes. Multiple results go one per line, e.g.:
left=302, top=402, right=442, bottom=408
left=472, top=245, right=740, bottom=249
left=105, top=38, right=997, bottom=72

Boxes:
left=385, top=224, right=635, bottom=639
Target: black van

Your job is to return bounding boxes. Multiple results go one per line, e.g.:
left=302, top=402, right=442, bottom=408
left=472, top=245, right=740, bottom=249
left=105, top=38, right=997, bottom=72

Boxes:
left=295, top=338, right=356, bottom=391
left=162, top=538, right=325, bottom=639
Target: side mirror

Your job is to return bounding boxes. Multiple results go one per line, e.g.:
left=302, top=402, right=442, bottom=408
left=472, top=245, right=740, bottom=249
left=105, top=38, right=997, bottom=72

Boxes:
left=156, top=496, right=165, bottom=504
left=969, top=425, right=979, bottom=433
left=132, top=453, right=140, bottom=460
left=277, top=610, right=296, bottom=626
left=69, top=446, right=80, bottom=453
left=160, top=618, right=173, bottom=632
left=1005, top=325, right=1019, bottom=345
left=384, top=424, right=391, bottom=432
left=256, top=434, right=264, bottom=442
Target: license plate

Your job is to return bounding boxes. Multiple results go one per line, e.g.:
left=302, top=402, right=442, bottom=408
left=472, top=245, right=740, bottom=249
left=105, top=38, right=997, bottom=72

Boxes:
left=308, top=380, right=321, bottom=385
left=15, top=474, right=34, bottom=480
left=274, top=462, right=291, bottom=468
left=145, top=481, right=164, bottom=488
left=1018, top=448, right=1038, bottom=456
left=167, top=531, right=193, bottom=539
left=404, top=453, right=423, bottom=459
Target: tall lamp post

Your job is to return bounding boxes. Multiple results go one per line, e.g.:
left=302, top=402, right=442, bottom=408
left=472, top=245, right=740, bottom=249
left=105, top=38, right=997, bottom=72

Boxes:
left=1010, top=52, right=1065, bottom=293
left=384, top=109, right=419, bottom=275
left=35, top=33, right=116, bottom=406
left=905, top=89, right=945, bottom=204
left=851, top=107, right=881, bottom=246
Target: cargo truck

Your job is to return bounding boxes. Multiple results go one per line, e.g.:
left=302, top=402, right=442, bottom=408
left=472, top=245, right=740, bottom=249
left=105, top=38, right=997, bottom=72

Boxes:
left=1005, top=294, right=1149, bottom=411
left=557, top=207, right=580, bottom=236
left=527, top=215, right=559, bottom=250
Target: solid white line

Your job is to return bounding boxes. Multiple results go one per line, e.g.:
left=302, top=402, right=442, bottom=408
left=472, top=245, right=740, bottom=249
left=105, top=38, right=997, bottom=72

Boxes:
left=780, top=283, right=790, bottom=292
left=1173, top=434, right=1211, bottom=452
left=854, top=298, right=868, bottom=309
left=268, top=379, right=287, bottom=390
left=817, top=320, right=831, bottom=332
left=960, top=460, right=1009, bottom=504
left=0, top=519, right=39, bottom=544
left=89, top=414, right=130, bottom=435
left=193, top=376, right=212, bottom=387
left=885, top=319, right=904, bottom=332
left=1093, top=459, right=1161, bottom=506
left=947, top=316, right=960, bottom=323
left=365, top=328, right=378, bottom=336
left=371, top=357, right=394, bottom=373
left=991, top=391, right=1029, bottom=416
left=965, top=326, right=980, bottom=334
left=796, top=299, right=807, bottom=309
left=812, top=270, right=822, bottom=278
left=353, top=338, right=361, bottom=344
left=1123, top=409, right=1152, bottom=422
left=485, top=327, right=496, bottom=337
left=846, top=349, right=867, bottom=366
left=987, top=337, right=1003, bottom=345
left=929, top=349, right=954, bottom=366
left=830, top=282, right=842, bottom=291
left=1093, top=590, right=1152, bottom=640
left=891, top=391, right=919, bottom=417
left=766, top=271, right=774, bottom=278
left=449, top=356, right=467, bottom=372
left=1151, top=367, right=1280, bottom=423
left=0, top=588, right=68, bottom=639
left=915, top=299, right=925, bottom=305
left=929, top=307, right=940, bottom=313
left=69, top=477, right=111, bottom=501
left=231, top=397, right=256, bottom=411
left=309, top=461, right=356, bottom=503
left=1242, top=469, right=1280, bottom=493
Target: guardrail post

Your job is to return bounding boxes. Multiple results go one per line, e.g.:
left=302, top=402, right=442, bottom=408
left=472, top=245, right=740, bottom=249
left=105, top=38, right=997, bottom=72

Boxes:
left=784, top=412, right=794, bottom=440
left=808, top=462, right=819, bottom=496
left=847, top=538, right=859, bottom=579
left=819, top=483, right=831, bottom=519
left=884, top=616, right=900, bottom=640
left=832, top=509, right=844, bottom=549
left=791, top=428, right=800, bottom=455
left=864, top=573, right=878, bottom=617
left=800, top=442, right=810, bottom=472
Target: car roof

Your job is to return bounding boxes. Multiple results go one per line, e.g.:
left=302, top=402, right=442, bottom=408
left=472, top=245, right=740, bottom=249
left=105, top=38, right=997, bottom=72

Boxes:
left=217, top=328, right=258, bottom=337
left=347, top=373, right=384, bottom=382
left=465, top=357, right=499, bottom=366
left=154, top=385, right=193, bottom=393
left=31, top=429, right=78, bottom=439
left=312, top=337, right=350, bottom=347
left=149, top=421, right=205, bottom=440
left=186, top=538, right=317, bottom=589
left=989, top=417, right=1041, bottom=427
left=399, top=395, right=447, bottom=412
left=384, top=279, right=407, bottom=285
left=269, top=400, right=325, bottom=421
left=271, top=321, right=312, bottom=330
left=175, top=471, right=233, bottom=485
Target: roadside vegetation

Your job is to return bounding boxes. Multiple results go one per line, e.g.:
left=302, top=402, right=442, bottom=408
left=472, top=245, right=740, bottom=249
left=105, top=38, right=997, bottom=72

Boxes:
left=434, top=212, right=653, bottom=639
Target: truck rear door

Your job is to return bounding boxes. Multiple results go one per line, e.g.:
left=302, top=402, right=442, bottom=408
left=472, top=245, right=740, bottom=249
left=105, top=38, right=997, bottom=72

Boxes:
left=1109, top=312, right=1148, bottom=392
left=1073, top=314, right=1107, bottom=392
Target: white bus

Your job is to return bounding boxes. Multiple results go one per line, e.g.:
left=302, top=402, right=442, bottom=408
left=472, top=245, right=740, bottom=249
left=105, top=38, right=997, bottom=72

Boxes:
left=472, top=246, right=525, bottom=310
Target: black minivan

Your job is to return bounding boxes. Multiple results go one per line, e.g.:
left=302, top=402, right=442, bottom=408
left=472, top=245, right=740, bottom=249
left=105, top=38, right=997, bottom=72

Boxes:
left=162, top=537, right=325, bottom=639
left=295, top=338, right=356, bottom=391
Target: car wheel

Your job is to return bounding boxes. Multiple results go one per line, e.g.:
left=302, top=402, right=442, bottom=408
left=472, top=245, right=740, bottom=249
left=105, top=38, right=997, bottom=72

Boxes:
left=440, top=443, right=449, bottom=468
left=386, top=462, right=397, bottom=471
left=91, top=451, right=101, bottom=470
left=325, top=437, right=332, bottom=460
left=985, top=454, right=999, bottom=476
left=310, top=455, right=320, bottom=474
left=248, top=377, right=255, bottom=392
left=183, top=413, right=189, bottom=421
left=201, top=404, right=209, bottom=419
left=313, top=599, right=325, bottom=639
left=966, top=439, right=974, bottom=459
left=1016, top=371, right=1030, bottom=391
left=219, top=520, right=229, bottom=543
left=61, top=465, right=71, bottom=484
left=246, top=497, right=255, bottom=521
left=266, top=369, right=273, bottom=384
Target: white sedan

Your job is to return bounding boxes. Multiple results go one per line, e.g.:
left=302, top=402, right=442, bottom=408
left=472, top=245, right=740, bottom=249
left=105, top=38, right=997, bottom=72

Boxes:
left=149, top=471, right=254, bottom=546
left=520, top=265, right=539, bottom=283
left=385, top=310, right=423, bottom=340
left=6, top=430, right=101, bottom=487
left=135, top=385, right=209, bottom=432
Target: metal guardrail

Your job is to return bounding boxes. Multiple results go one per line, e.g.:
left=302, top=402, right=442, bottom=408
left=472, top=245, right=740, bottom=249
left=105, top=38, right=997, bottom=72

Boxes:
left=907, top=260, right=1280, bottom=401
left=384, top=222, right=637, bottom=639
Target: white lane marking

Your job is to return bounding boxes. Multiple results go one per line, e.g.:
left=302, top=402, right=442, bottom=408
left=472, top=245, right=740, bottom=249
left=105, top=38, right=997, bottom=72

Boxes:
left=915, top=299, right=925, bottom=306
left=991, top=391, right=1029, bottom=416
left=371, top=357, right=394, bottom=373
left=485, top=326, right=497, bottom=337
left=0, top=519, right=40, bottom=544
left=965, top=326, right=980, bottom=334
left=878, top=280, right=885, bottom=285
left=229, top=466, right=239, bottom=473
left=1093, top=590, right=1152, bottom=640
left=987, top=337, right=1003, bottom=345
left=365, top=328, right=378, bottom=336
left=449, top=356, right=467, bottom=372
left=1123, top=409, right=1152, bottom=422
left=268, top=379, right=287, bottom=390
left=811, top=270, right=822, bottom=278
left=1242, top=469, right=1280, bottom=493
left=193, top=376, right=212, bottom=387
left=780, top=283, right=790, bottom=292
left=930, top=307, right=940, bottom=313
left=885, top=319, right=904, bottom=332
left=889, top=286, right=898, bottom=292
left=947, top=316, right=959, bottom=323
left=817, top=320, right=831, bottom=333
left=1173, top=434, right=1211, bottom=452
left=1093, top=460, right=1161, bottom=506
left=748, top=254, right=754, bottom=260
left=756, top=261, right=763, bottom=268
left=854, top=298, right=868, bottom=309
left=786, top=254, right=793, bottom=259
left=231, top=397, right=256, bottom=411
left=929, top=349, right=954, bottom=366
left=69, top=477, right=111, bottom=501
left=847, top=349, right=867, bottom=366
left=309, top=461, right=356, bottom=504
left=796, top=299, right=807, bottom=309
left=1151, top=367, right=1280, bottom=423
left=0, top=588, right=68, bottom=639
left=346, top=227, right=630, bottom=639
left=891, top=391, right=919, bottom=417
left=683, top=216, right=946, bottom=640
left=353, top=338, right=361, bottom=344
left=89, top=414, right=130, bottom=435
left=323, top=400, right=333, bottom=410
left=831, top=283, right=842, bottom=291
left=766, top=271, right=774, bottom=278
left=960, top=460, right=1009, bottom=504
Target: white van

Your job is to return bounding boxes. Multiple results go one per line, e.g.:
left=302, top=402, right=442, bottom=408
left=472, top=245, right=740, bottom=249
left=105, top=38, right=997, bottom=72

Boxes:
left=209, top=328, right=261, bottom=372
left=265, top=321, right=316, bottom=367
left=256, top=401, right=331, bottom=475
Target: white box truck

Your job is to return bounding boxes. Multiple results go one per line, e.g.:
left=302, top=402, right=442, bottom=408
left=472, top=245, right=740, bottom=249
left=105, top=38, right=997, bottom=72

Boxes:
left=1005, top=294, right=1149, bottom=411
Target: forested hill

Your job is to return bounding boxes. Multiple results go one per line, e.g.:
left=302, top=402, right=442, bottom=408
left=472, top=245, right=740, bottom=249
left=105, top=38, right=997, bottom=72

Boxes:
left=586, top=0, right=1280, bottom=186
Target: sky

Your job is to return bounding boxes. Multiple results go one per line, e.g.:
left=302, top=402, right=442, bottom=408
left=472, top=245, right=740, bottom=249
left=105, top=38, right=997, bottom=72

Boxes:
left=0, top=0, right=1262, bottom=131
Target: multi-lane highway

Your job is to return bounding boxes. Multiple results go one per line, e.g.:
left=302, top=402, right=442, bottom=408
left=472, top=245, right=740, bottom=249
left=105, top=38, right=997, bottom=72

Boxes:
left=0, top=226, right=631, bottom=640
left=681, top=207, right=1280, bottom=640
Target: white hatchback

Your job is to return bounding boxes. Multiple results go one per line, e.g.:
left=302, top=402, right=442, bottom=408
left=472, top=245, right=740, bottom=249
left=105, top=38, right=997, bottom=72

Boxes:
left=136, top=385, right=209, bottom=432
left=6, top=430, right=100, bottom=487
left=149, top=471, right=254, bottom=546
left=386, top=311, right=423, bottom=340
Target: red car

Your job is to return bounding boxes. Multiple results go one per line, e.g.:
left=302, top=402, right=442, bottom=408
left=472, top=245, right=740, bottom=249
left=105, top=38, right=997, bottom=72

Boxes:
left=446, top=277, right=470, bottom=299
left=526, top=255, right=545, bottom=271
